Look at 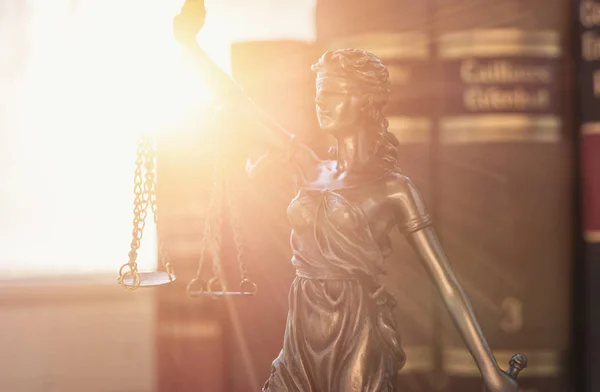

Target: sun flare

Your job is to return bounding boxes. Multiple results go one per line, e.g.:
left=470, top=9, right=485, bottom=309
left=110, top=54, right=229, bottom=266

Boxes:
left=6, top=0, right=231, bottom=277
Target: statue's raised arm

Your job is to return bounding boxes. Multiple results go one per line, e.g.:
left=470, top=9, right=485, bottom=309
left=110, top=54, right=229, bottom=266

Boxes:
left=172, top=0, right=320, bottom=178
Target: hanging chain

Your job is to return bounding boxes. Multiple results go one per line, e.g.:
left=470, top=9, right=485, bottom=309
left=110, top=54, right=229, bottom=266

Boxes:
left=225, top=175, right=256, bottom=295
left=119, top=133, right=178, bottom=289
left=145, top=135, right=174, bottom=279
left=225, top=176, right=245, bottom=280
left=119, top=135, right=151, bottom=289
left=209, top=166, right=224, bottom=289
left=186, top=159, right=223, bottom=295
left=185, top=117, right=256, bottom=296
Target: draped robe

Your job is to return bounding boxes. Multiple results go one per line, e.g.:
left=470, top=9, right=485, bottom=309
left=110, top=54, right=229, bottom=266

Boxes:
left=262, top=167, right=431, bottom=392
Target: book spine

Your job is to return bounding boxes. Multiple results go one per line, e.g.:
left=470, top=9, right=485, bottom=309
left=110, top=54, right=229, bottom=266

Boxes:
left=230, top=40, right=324, bottom=157
left=576, top=2, right=600, bottom=391
left=155, top=298, right=226, bottom=392
left=581, top=128, right=600, bottom=392
left=315, top=2, right=439, bottom=390
left=155, top=123, right=227, bottom=392
left=433, top=1, right=574, bottom=391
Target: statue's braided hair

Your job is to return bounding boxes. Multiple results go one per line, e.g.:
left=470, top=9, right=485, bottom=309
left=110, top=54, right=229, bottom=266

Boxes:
left=311, top=48, right=401, bottom=170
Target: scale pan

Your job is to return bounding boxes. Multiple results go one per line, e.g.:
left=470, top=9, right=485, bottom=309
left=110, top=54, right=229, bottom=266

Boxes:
left=120, top=271, right=176, bottom=289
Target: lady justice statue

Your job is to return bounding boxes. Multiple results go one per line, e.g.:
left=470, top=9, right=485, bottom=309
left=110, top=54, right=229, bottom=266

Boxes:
left=173, top=1, right=526, bottom=391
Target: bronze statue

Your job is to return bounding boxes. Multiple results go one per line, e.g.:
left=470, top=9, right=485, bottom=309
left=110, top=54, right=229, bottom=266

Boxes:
left=173, top=2, right=526, bottom=391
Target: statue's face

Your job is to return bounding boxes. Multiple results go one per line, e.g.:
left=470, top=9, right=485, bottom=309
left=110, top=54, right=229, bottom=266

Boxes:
left=315, top=73, right=362, bottom=135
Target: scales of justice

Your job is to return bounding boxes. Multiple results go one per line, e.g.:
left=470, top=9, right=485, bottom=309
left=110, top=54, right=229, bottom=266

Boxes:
left=116, top=1, right=528, bottom=391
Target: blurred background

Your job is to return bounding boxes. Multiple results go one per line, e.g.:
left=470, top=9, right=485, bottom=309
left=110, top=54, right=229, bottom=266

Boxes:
left=0, top=0, right=598, bottom=391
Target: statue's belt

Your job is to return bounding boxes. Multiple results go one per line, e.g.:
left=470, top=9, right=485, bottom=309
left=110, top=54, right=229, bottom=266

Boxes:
left=295, top=268, right=396, bottom=307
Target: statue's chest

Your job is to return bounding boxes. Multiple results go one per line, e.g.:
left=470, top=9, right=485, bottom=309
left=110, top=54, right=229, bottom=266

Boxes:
left=286, top=182, right=393, bottom=237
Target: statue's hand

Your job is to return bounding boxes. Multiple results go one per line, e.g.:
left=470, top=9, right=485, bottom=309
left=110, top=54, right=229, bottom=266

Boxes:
left=173, top=0, right=206, bottom=48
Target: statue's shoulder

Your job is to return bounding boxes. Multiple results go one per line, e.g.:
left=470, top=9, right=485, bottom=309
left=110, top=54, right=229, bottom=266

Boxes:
left=384, top=171, right=430, bottom=227
left=383, top=171, right=416, bottom=195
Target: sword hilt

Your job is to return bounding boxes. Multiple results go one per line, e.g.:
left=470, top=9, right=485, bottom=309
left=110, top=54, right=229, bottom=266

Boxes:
left=506, top=353, right=528, bottom=380
left=483, top=353, right=528, bottom=392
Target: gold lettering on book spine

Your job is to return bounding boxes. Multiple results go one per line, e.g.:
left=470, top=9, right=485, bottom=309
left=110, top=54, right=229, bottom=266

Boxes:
left=585, top=231, right=600, bottom=243
left=580, top=2, right=600, bottom=97
left=582, top=31, right=600, bottom=61
left=439, top=29, right=562, bottom=144
left=581, top=1, right=600, bottom=28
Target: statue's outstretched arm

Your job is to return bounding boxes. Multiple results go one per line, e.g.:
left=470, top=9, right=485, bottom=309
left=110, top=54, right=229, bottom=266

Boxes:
left=389, top=175, right=519, bottom=392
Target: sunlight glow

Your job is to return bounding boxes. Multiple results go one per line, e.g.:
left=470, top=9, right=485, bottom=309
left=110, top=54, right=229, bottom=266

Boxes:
left=0, top=0, right=316, bottom=279
left=1, top=0, right=227, bottom=278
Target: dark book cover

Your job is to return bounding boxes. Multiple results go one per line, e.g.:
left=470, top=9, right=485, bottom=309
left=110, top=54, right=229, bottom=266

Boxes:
left=154, top=114, right=228, bottom=392
left=575, top=1, right=600, bottom=391
left=433, top=1, right=574, bottom=391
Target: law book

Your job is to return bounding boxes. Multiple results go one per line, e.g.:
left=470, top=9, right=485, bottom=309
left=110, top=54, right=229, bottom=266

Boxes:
left=315, top=1, right=440, bottom=390
left=230, top=40, right=324, bottom=157
left=154, top=111, right=228, bottom=392
left=575, top=2, right=600, bottom=391
left=433, top=1, right=574, bottom=391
